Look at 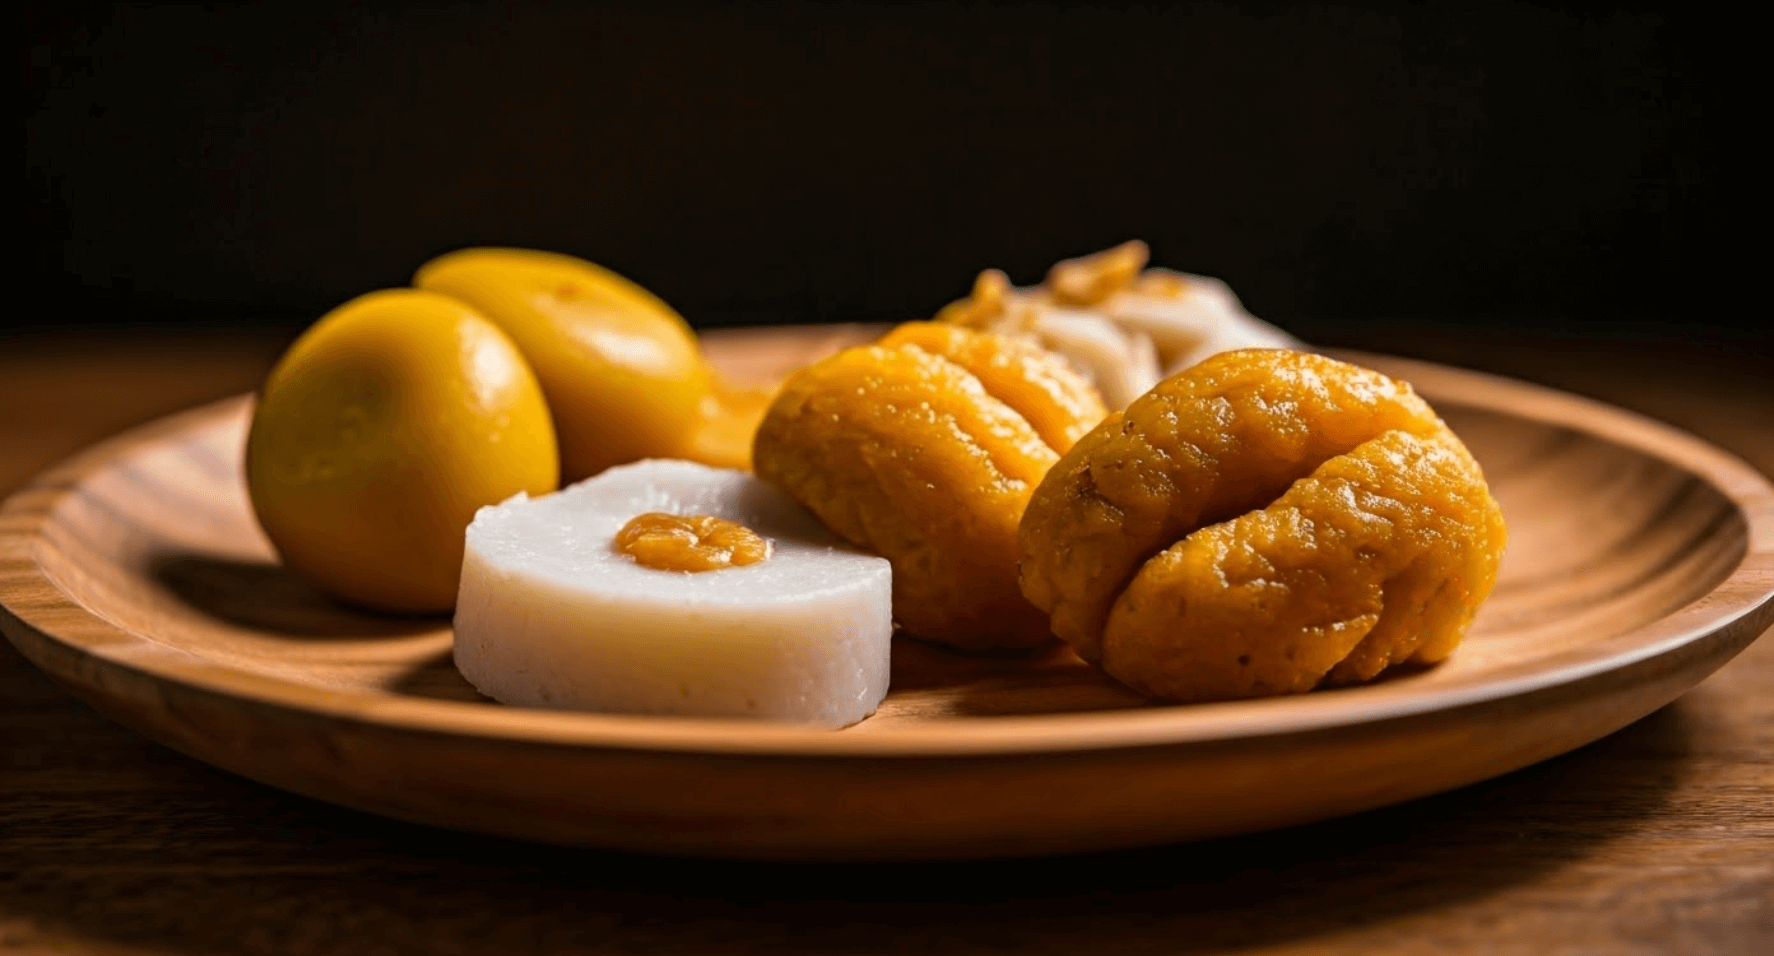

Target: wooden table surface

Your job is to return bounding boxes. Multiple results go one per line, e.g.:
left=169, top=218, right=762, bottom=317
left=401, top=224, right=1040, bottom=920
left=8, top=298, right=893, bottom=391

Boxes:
left=3, top=326, right=1770, bottom=955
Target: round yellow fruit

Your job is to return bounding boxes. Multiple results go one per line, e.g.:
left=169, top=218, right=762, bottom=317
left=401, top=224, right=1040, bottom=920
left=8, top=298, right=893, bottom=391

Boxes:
left=414, top=247, right=713, bottom=482
left=245, top=288, right=559, bottom=613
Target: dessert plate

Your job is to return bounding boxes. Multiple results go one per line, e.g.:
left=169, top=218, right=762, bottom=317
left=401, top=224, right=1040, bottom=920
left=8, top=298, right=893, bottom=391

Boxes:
left=3, top=326, right=1771, bottom=860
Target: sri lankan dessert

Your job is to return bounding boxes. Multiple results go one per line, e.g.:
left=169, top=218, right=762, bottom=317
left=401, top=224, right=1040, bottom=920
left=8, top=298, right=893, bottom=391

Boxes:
left=414, top=247, right=769, bottom=478
left=247, top=241, right=1501, bottom=722
left=752, top=322, right=1107, bottom=650
left=1019, top=349, right=1506, bottom=703
left=453, top=459, right=893, bottom=727
left=245, top=288, right=559, bottom=613
left=937, top=240, right=1298, bottom=409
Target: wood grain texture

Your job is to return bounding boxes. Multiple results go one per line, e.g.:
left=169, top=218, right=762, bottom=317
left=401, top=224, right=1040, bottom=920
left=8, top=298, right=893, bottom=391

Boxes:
left=2, top=328, right=1771, bottom=953
left=2, top=326, right=1770, bottom=866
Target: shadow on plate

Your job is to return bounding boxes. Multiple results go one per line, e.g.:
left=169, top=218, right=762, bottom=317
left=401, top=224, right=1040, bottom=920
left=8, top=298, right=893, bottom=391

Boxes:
left=890, top=638, right=1153, bottom=718
left=381, top=638, right=1159, bottom=718
left=147, top=552, right=443, bottom=640
left=896, top=638, right=1437, bottom=719
left=387, top=649, right=493, bottom=703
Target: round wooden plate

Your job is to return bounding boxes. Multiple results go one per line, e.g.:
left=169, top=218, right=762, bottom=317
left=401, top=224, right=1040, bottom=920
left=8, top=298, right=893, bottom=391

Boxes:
left=2, top=326, right=1771, bottom=861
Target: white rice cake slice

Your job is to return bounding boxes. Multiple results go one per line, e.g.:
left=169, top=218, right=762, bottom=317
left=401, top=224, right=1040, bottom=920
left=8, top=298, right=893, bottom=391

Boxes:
left=454, top=459, right=892, bottom=728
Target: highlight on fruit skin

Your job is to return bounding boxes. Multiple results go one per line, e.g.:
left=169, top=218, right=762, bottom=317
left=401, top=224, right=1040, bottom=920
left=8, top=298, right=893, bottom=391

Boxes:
left=414, top=247, right=763, bottom=479
left=245, top=288, right=559, bottom=613
left=453, top=459, right=893, bottom=728
left=752, top=322, right=1106, bottom=651
left=1018, top=348, right=1507, bottom=703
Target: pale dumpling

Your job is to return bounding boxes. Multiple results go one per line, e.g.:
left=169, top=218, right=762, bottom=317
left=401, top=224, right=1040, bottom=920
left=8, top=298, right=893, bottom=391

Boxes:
left=453, top=459, right=893, bottom=728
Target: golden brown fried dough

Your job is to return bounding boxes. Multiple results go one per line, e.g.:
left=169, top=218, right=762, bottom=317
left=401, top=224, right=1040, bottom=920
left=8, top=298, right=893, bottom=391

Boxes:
left=876, top=322, right=1105, bottom=454
left=1019, top=349, right=1506, bottom=701
left=754, top=323, right=1106, bottom=649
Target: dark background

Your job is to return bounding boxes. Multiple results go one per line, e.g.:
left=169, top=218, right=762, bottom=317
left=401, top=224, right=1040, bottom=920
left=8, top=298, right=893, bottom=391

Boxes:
left=21, top=1, right=1756, bottom=351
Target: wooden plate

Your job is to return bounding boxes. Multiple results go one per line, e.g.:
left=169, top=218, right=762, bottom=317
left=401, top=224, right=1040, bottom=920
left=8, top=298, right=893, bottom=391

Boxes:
left=2, top=326, right=1771, bottom=861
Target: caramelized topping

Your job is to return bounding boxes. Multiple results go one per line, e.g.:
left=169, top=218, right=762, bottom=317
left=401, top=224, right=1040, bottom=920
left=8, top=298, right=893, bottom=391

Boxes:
left=1046, top=240, right=1149, bottom=306
left=615, top=512, right=771, bottom=572
left=1131, top=269, right=1191, bottom=298
left=935, top=268, right=1014, bottom=329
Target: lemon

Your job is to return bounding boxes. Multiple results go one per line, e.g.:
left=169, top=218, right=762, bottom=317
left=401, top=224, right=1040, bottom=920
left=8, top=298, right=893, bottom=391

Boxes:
left=245, top=288, right=559, bottom=613
left=415, top=248, right=715, bottom=482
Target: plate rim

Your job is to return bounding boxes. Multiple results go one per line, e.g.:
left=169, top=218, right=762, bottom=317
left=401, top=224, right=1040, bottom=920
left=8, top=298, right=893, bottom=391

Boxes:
left=3, top=344, right=1771, bottom=759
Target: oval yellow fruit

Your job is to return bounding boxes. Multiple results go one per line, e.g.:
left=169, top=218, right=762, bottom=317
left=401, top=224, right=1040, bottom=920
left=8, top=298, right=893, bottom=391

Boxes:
left=414, top=248, right=713, bottom=481
left=246, top=288, right=559, bottom=613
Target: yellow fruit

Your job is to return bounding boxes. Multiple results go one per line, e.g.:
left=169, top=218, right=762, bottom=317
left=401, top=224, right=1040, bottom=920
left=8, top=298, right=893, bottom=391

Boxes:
left=245, top=289, right=559, bottom=613
left=414, top=248, right=714, bottom=481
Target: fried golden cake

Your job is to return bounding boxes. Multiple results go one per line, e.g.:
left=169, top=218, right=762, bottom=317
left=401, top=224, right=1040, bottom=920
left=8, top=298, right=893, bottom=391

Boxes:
left=1019, top=349, right=1506, bottom=701
left=753, top=322, right=1106, bottom=649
